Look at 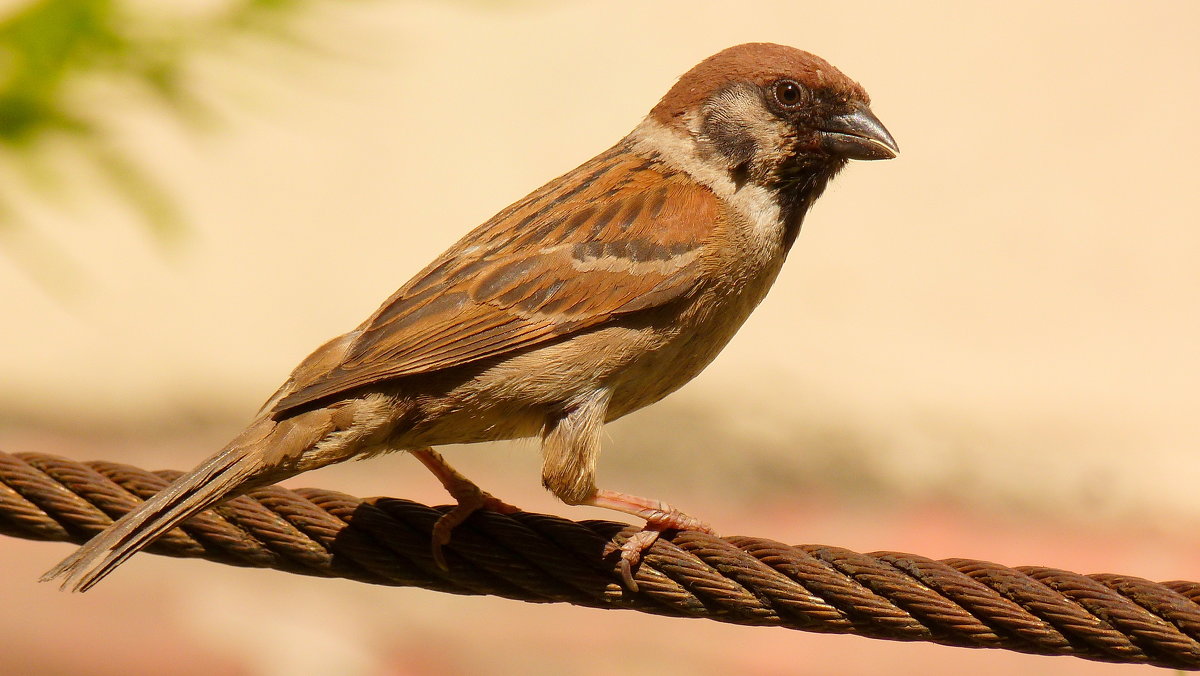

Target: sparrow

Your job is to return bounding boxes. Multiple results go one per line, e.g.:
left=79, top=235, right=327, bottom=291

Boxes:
left=44, top=42, right=897, bottom=592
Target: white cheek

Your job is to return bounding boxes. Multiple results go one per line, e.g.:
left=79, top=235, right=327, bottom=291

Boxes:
left=729, top=184, right=784, bottom=251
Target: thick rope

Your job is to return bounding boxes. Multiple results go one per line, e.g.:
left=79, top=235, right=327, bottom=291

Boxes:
left=3, top=449, right=1198, bottom=671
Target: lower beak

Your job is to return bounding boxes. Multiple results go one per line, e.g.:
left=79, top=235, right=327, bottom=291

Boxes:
left=818, top=103, right=899, bottom=160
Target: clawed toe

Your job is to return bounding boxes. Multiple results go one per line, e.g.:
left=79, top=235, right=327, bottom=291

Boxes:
left=410, top=447, right=521, bottom=569
left=607, top=528, right=664, bottom=590
left=430, top=489, right=520, bottom=570
left=601, top=509, right=719, bottom=592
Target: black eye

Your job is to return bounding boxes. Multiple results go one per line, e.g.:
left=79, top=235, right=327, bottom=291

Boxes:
left=773, top=79, right=805, bottom=108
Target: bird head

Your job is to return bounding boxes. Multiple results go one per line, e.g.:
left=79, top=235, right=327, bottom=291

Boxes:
left=651, top=43, right=898, bottom=193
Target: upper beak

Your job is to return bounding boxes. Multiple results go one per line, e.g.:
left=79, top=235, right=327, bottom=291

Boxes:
left=818, top=103, right=899, bottom=161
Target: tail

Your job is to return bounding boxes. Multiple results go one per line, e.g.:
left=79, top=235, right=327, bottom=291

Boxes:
left=43, top=394, right=394, bottom=591
left=40, top=443, right=269, bottom=592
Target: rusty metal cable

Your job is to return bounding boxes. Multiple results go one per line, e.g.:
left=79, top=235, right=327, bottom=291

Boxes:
left=2, top=449, right=1198, bottom=671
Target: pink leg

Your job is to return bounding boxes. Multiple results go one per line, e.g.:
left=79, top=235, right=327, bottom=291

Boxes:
left=583, top=489, right=717, bottom=590
left=410, top=447, right=520, bottom=569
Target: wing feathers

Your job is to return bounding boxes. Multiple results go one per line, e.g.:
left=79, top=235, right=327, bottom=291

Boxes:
left=272, top=143, right=721, bottom=414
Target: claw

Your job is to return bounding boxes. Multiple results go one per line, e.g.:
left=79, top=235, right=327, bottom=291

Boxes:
left=410, top=447, right=520, bottom=569
left=430, top=488, right=519, bottom=570
left=587, top=489, right=717, bottom=592
left=604, top=528, right=667, bottom=591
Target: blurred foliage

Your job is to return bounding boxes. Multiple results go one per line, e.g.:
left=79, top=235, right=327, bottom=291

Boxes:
left=0, top=0, right=331, bottom=284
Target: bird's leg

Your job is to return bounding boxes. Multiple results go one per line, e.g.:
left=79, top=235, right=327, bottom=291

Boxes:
left=409, top=446, right=520, bottom=569
left=540, top=388, right=714, bottom=590
left=581, top=489, right=717, bottom=590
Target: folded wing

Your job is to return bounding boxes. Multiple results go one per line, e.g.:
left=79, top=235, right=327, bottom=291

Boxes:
left=272, top=145, right=721, bottom=414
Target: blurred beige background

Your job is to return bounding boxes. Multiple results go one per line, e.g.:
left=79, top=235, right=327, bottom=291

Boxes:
left=2, top=1, right=1198, bottom=675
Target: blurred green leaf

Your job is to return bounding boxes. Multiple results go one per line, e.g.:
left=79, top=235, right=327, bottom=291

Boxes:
left=0, top=0, right=345, bottom=292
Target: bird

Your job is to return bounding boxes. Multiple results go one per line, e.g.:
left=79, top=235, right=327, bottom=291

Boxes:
left=43, top=42, right=897, bottom=592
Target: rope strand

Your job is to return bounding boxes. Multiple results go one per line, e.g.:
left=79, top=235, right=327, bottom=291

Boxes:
left=3, top=449, right=1197, bottom=671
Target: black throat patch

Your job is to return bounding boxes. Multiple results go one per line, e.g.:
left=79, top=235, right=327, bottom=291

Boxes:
left=774, top=156, right=846, bottom=250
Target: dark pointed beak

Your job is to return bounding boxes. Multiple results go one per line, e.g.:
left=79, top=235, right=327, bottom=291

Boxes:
left=818, top=103, right=899, bottom=160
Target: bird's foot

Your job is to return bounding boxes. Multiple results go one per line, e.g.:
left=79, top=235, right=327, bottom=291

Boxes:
left=409, top=447, right=520, bottom=570
left=587, top=489, right=717, bottom=591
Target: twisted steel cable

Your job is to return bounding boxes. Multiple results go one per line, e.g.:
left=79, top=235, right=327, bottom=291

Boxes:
left=2, top=449, right=1198, bottom=670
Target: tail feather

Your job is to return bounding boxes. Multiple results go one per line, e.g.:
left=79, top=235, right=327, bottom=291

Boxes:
left=41, top=446, right=267, bottom=592
left=43, top=398, right=382, bottom=591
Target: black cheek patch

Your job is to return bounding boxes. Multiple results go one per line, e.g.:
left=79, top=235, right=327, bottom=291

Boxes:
left=701, top=111, right=758, bottom=169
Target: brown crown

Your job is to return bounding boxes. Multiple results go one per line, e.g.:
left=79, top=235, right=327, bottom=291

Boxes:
left=650, top=43, right=869, bottom=126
